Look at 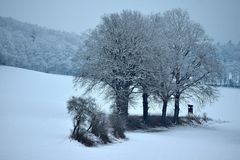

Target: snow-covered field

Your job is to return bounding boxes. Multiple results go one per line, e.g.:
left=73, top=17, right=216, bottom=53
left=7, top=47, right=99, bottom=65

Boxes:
left=0, top=65, right=240, bottom=160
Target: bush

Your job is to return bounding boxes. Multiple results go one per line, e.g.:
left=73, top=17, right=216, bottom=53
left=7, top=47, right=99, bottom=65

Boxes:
left=109, top=105, right=126, bottom=139
left=126, top=116, right=145, bottom=130
left=91, top=112, right=111, bottom=144
left=126, top=115, right=173, bottom=130
left=202, top=112, right=212, bottom=122
left=70, top=131, right=99, bottom=147
left=67, top=96, right=111, bottom=146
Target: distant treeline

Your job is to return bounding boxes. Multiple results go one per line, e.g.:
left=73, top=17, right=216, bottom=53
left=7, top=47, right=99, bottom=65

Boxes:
left=215, top=41, right=240, bottom=88
left=0, top=16, right=82, bottom=75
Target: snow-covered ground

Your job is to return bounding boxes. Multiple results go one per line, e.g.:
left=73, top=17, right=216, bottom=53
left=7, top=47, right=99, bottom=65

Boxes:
left=0, top=65, right=240, bottom=160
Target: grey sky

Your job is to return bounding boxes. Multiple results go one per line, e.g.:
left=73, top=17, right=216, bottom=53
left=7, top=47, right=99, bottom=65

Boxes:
left=0, top=0, right=239, bottom=43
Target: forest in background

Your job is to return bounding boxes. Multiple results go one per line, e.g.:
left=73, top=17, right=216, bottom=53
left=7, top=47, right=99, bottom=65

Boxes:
left=216, top=41, right=240, bottom=87
left=0, top=16, right=83, bottom=75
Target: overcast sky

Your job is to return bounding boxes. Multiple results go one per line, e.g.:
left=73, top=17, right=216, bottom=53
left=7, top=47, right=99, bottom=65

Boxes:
left=0, top=0, right=239, bottom=43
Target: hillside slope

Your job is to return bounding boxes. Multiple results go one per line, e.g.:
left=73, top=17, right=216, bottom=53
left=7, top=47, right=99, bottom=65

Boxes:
left=0, top=17, right=82, bottom=75
left=0, top=66, right=240, bottom=160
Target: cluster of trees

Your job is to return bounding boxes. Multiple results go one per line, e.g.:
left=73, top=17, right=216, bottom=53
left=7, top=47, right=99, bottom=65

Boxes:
left=75, top=8, right=222, bottom=127
left=214, top=41, right=240, bottom=87
left=0, top=16, right=82, bottom=75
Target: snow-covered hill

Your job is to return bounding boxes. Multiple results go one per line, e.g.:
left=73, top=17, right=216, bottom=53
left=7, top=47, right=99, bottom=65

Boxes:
left=0, top=16, right=83, bottom=75
left=0, top=66, right=240, bottom=160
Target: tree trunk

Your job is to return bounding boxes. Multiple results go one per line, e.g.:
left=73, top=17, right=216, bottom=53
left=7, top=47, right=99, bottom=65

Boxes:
left=72, top=120, right=80, bottom=136
left=115, top=89, right=129, bottom=119
left=142, top=92, right=149, bottom=124
left=174, top=92, right=180, bottom=124
left=162, top=99, right=168, bottom=120
left=174, top=68, right=180, bottom=124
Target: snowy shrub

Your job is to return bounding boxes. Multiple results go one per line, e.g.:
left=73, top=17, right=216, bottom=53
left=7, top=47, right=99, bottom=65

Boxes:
left=67, top=96, right=111, bottom=146
left=90, top=112, right=111, bottom=144
left=202, top=112, right=211, bottom=122
left=126, top=116, right=144, bottom=130
left=71, top=131, right=99, bottom=147
left=109, top=105, right=126, bottom=139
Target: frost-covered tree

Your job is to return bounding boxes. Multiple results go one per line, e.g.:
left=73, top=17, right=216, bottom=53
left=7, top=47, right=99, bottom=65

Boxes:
left=144, top=13, right=176, bottom=121
left=132, top=15, right=161, bottom=123
left=151, top=52, right=176, bottom=121
left=160, top=9, right=222, bottom=123
left=75, top=10, right=152, bottom=119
